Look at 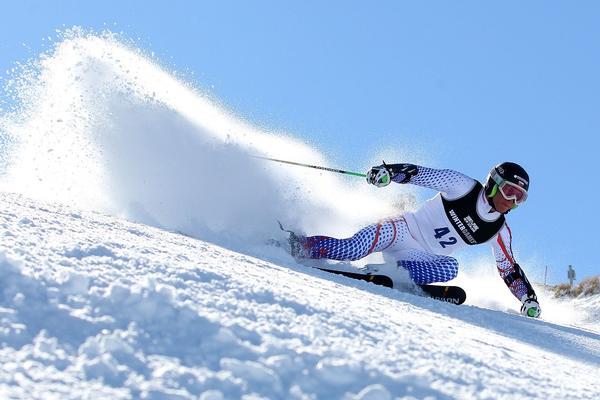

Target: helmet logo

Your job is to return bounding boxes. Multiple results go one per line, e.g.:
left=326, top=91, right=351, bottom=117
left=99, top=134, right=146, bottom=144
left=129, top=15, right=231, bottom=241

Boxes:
left=513, top=174, right=529, bottom=187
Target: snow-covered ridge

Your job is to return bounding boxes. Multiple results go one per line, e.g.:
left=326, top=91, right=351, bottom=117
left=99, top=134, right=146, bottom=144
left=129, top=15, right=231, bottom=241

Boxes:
left=546, top=280, right=600, bottom=327
left=570, top=294, right=600, bottom=326
left=1, top=192, right=599, bottom=399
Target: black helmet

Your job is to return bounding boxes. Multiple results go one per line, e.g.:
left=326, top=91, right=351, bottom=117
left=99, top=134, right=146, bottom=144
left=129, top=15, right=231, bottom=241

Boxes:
left=485, top=162, right=530, bottom=200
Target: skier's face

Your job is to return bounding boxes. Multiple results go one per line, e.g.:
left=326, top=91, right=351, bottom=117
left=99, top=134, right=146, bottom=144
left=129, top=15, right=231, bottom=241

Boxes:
left=492, top=192, right=516, bottom=213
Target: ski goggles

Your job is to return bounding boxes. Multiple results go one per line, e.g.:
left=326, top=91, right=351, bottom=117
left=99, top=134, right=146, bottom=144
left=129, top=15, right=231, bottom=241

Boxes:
left=490, top=170, right=528, bottom=204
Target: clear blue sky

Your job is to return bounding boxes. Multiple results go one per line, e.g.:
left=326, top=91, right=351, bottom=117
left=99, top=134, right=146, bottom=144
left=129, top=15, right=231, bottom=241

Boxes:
left=2, top=1, right=599, bottom=284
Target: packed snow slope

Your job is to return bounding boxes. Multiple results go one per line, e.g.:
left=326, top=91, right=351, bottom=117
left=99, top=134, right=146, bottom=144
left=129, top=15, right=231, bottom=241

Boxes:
left=0, top=31, right=599, bottom=398
left=1, top=192, right=599, bottom=400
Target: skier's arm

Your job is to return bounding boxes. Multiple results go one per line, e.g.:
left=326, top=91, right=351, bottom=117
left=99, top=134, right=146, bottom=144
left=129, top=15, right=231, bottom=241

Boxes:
left=367, top=163, right=476, bottom=198
left=492, top=224, right=541, bottom=317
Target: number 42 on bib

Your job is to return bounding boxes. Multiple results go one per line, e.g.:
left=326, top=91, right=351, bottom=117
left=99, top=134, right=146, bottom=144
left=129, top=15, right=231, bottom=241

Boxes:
left=434, top=227, right=457, bottom=248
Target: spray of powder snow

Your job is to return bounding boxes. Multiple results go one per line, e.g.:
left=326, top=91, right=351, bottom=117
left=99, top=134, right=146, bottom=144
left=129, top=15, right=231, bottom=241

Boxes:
left=0, top=29, right=414, bottom=252
left=3, top=29, right=591, bottom=321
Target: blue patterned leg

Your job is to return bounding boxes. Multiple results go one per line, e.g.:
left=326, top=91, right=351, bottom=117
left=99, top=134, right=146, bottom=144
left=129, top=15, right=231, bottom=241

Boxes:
left=397, top=250, right=459, bottom=284
left=298, top=220, right=399, bottom=261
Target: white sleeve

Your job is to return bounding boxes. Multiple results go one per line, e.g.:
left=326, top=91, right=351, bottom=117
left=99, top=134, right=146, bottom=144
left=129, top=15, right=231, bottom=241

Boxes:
left=393, top=165, right=476, bottom=199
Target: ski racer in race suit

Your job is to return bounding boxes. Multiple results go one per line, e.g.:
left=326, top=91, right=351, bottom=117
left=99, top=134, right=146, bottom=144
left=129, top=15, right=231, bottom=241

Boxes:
left=292, top=162, right=542, bottom=318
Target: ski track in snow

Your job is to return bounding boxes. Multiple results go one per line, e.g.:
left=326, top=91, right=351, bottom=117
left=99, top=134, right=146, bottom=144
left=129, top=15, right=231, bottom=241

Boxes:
left=0, top=192, right=598, bottom=400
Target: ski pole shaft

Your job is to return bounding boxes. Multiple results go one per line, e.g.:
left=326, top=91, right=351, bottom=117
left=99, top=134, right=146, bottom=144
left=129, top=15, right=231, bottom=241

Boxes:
left=254, top=156, right=366, bottom=178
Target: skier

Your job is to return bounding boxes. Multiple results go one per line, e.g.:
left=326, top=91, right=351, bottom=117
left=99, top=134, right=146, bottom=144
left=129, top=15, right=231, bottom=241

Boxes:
left=288, top=162, right=542, bottom=318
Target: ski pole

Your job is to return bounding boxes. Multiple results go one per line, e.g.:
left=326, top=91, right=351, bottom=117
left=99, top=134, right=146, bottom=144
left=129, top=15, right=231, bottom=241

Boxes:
left=254, top=156, right=366, bottom=178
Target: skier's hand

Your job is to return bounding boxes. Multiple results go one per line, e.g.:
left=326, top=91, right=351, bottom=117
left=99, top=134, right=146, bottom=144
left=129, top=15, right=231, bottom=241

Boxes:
left=520, top=295, right=541, bottom=318
left=366, top=164, right=392, bottom=187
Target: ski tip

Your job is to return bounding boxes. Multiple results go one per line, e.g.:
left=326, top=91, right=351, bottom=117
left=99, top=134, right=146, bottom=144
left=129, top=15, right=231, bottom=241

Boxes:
left=277, top=220, right=296, bottom=235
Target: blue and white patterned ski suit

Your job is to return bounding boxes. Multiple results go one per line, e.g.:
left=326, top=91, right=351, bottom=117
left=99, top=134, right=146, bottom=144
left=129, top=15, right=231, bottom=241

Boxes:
left=296, top=165, right=532, bottom=303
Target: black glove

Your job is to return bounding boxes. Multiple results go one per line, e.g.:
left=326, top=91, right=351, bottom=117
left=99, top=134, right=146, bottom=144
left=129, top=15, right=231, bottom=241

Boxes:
left=366, top=162, right=419, bottom=187
left=387, top=163, right=419, bottom=184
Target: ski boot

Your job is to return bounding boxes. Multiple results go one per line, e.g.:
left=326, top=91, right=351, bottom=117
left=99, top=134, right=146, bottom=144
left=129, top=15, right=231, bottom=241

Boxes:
left=288, top=231, right=307, bottom=258
left=278, top=221, right=310, bottom=258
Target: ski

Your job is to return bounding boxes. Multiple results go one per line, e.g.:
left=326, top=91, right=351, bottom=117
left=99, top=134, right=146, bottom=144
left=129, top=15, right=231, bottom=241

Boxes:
left=417, top=284, right=466, bottom=305
left=316, top=267, right=466, bottom=305
left=316, top=268, right=394, bottom=287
